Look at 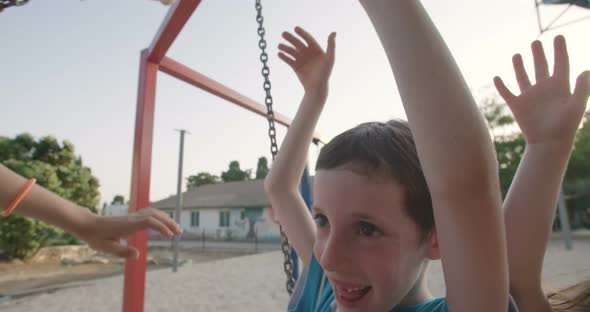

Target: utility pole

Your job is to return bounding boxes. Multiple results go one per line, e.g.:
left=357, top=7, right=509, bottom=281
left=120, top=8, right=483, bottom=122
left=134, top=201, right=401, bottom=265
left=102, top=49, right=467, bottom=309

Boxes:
left=172, top=129, right=189, bottom=272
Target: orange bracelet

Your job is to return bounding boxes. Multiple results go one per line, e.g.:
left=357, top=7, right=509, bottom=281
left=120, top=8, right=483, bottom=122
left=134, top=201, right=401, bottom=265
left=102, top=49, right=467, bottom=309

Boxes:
left=2, top=178, right=36, bottom=217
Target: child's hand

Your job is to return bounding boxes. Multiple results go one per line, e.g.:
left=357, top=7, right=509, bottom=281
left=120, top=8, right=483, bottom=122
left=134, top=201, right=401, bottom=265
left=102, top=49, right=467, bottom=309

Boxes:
left=78, top=208, right=182, bottom=259
left=494, top=35, right=590, bottom=147
left=278, top=27, right=336, bottom=92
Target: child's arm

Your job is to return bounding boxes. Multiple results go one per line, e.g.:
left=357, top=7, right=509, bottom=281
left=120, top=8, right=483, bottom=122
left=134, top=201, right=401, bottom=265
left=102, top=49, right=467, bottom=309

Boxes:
left=264, top=28, right=336, bottom=266
left=495, top=36, right=590, bottom=312
left=359, top=1, right=507, bottom=311
left=0, top=164, right=182, bottom=258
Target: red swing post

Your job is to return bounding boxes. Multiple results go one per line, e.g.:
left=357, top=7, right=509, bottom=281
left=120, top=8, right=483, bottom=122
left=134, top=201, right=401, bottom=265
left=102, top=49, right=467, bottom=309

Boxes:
left=124, top=1, right=323, bottom=311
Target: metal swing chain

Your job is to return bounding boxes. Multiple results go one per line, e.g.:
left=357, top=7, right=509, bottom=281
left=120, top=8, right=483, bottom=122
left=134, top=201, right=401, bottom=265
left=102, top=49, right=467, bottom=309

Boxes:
left=255, top=0, right=295, bottom=295
left=0, top=0, right=29, bottom=12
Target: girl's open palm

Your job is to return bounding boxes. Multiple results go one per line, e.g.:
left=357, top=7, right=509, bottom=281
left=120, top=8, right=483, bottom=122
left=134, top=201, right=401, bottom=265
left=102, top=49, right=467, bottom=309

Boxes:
left=494, top=35, right=590, bottom=146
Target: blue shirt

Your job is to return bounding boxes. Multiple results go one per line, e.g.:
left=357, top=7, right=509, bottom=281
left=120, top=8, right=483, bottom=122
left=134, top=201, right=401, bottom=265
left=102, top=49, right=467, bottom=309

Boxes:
left=287, top=255, right=518, bottom=312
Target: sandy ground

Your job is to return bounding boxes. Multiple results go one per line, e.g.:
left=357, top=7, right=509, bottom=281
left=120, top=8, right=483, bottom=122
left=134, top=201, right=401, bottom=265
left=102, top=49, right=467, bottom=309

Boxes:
left=0, top=236, right=588, bottom=312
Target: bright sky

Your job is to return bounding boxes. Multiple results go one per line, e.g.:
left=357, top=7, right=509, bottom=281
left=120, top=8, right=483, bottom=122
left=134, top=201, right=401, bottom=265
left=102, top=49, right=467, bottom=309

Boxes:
left=1, top=0, right=589, bottom=206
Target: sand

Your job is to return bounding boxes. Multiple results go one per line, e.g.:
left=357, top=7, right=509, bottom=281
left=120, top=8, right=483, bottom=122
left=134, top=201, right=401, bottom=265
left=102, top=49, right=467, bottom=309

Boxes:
left=1, top=236, right=588, bottom=312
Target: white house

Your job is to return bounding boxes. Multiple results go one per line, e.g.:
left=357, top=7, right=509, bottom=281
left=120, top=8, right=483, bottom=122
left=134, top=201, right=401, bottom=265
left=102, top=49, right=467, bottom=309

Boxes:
left=104, top=203, right=129, bottom=216
left=151, top=179, right=290, bottom=242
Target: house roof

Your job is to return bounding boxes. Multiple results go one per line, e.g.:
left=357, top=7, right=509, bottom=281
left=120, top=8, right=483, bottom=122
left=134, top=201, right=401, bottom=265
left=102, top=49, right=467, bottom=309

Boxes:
left=152, top=178, right=314, bottom=210
left=151, top=179, right=266, bottom=210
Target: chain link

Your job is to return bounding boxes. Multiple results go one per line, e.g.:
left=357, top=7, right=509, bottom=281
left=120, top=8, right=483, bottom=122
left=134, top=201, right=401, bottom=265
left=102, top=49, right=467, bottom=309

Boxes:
left=0, top=0, right=29, bottom=12
left=255, top=0, right=295, bottom=295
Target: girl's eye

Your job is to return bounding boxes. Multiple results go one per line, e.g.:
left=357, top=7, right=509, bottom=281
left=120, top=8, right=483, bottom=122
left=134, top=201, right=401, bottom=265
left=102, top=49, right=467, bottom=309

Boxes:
left=314, top=214, right=329, bottom=227
left=359, top=221, right=382, bottom=237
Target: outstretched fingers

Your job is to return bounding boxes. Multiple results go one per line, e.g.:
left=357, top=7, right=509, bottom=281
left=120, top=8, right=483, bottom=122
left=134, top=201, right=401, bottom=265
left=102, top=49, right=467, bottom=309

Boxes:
left=94, top=240, right=139, bottom=259
left=572, top=71, right=590, bottom=113
left=494, top=76, right=516, bottom=104
left=552, top=35, right=570, bottom=89
left=326, top=32, right=336, bottom=59
left=137, top=212, right=175, bottom=238
left=294, top=26, right=321, bottom=51
left=118, top=208, right=181, bottom=239
left=278, top=52, right=297, bottom=69
left=513, top=54, right=532, bottom=93
left=282, top=31, right=306, bottom=51
left=531, top=40, right=550, bottom=83
left=278, top=43, right=299, bottom=60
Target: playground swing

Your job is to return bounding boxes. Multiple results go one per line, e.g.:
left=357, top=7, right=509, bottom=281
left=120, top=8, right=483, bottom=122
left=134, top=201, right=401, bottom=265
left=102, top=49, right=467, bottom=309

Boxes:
left=254, top=0, right=318, bottom=295
left=536, top=0, right=590, bottom=34
left=254, top=0, right=296, bottom=295
left=1, top=0, right=317, bottom=307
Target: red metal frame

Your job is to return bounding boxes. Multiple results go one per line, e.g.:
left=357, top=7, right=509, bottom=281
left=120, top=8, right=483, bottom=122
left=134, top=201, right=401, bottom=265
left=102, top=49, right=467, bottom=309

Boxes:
left=147, top=0, right=203, bottom=64
left=160, top=57, right=304, bottom=130
left=124, top=1, right=322, bottom=311
left=123, top=49, right=157, bottom=312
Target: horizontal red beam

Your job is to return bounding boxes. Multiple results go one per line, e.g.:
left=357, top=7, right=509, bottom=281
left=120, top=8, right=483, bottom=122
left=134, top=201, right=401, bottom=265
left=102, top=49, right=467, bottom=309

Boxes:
left=159, top=56, right=325, bottom=144
left=148, top=0, right=203, bottom=64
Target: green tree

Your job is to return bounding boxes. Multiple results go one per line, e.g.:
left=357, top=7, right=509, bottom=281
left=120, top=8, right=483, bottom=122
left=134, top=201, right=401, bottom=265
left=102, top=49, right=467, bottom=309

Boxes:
left=255, top=157, right=269, bottom=179
left=494, top=135, right=526, bottom=197
left=221, top=161, right=251, bottom=182
left=243, top=207, right=263, bottom=239
left=566, top=111, right=590, bottom=182
left=111, top=195, right=125, bottom=205
left=0, top=134, right=100, bottom=259
left=480, top=97, right=525, bottom=197
left=186, top=172, right=220, bottom=189
left=563, top=111, right=590, bottom=219
left=480, top=98, right=590, bottom=229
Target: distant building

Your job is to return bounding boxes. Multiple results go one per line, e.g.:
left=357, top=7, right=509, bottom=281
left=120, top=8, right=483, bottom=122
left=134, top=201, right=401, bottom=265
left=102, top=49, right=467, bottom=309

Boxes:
left=152, top=179, right=288, bottom=241
left=104, top=179, right=314, bottom=241
left=104, top=203, right=130, bottom=216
